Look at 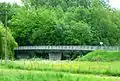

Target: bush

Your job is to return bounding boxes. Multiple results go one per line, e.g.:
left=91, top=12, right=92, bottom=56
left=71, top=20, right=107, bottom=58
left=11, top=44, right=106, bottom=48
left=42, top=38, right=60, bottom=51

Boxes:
left=0, top=24, right=17, bottom=59
left=76, top=50, right=120, bottom=62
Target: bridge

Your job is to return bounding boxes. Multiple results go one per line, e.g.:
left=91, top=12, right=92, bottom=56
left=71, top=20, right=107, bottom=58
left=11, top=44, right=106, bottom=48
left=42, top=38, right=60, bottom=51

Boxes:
left=14, top=46, right=120, bottom=60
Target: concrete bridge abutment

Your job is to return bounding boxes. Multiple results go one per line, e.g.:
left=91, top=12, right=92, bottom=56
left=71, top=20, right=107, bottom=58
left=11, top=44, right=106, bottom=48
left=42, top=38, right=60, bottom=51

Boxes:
left=49, top=53, right=62, bottom=60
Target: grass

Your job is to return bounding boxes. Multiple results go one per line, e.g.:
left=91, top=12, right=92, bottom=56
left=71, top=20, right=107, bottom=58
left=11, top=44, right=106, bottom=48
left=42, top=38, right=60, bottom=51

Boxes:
left=1, top=60, right=120, bottom=76
left=76, top=50, right=120, bottom=62
left=1, top=50, right=120, bottom=81
left=1, top=69, right=120, bottom=81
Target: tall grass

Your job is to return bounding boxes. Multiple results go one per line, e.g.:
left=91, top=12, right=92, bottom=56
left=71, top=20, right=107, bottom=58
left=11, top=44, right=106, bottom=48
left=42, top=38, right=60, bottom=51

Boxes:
left=1, top=69, right=120, bottom=81
left=1, top=60, right=120, bottom=76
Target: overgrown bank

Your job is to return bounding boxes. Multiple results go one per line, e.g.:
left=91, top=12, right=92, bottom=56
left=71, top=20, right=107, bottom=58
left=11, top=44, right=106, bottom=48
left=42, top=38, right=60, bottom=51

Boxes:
left=76, top=50, right=120, bottom=62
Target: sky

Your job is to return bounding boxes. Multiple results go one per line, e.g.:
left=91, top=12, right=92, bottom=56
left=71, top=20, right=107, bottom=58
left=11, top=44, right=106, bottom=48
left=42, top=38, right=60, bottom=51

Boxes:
left=0, top=0, right=23, bottom=5
left=109, top=0, right=120, bottom=9
left=0, top=0, right=120, bottom=9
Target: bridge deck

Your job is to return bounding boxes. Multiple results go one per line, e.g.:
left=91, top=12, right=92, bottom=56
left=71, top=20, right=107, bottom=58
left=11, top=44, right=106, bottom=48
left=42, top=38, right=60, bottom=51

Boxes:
left=14, top=46, right=120, bottom=51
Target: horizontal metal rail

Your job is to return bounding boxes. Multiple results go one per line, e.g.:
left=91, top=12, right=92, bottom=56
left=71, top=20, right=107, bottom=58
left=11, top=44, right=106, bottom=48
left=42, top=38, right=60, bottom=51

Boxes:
left=14, top=46, right=120, bottom=51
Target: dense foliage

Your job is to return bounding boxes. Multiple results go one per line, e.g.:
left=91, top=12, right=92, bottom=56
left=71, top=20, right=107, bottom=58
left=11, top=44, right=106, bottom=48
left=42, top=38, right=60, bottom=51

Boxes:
left=0, top=24, right=17, bottom=59
left=1, top=0, right=120, bottom=46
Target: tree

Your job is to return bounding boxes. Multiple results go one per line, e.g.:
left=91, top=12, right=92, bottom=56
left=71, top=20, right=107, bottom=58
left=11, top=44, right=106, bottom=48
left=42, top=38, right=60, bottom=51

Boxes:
left=0, top=2, right=19, bottom=26
left=0, top=24, right=17, bottom=59
left=88, top=6, right=120, bottom=45
left=9, top=0, right=120, bottom=46
left=23, top=0, right=92, bottom=10
left=10, top=7, right=58, bottom=45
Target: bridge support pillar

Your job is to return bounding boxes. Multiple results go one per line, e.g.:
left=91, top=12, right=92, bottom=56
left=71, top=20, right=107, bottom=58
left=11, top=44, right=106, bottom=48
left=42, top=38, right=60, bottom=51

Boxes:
left=49, top=53, right=62, bottom=60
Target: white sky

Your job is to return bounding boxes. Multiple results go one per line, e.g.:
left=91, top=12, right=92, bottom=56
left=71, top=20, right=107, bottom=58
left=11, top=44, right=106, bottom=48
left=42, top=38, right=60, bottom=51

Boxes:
left=109, top=0, right=120, bottom=9
left=0, top=0, right=22, bottom=5
left=0, top=0, right=120, bottom=9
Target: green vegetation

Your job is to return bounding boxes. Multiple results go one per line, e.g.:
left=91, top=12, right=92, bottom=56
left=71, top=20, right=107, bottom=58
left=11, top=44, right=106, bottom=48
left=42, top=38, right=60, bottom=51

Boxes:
left=1, top=69, right=120, bottom=81
left=1, top=60, right=120, bottom=81
left=1, top=60, right=120, bottom=76
left=1, top=0, right=120, bottom=81
left=76, top=50, right=120, bottom=62
left=0, top=0, right=120, bottom=46
left=0, top=24, right=17, bottom=59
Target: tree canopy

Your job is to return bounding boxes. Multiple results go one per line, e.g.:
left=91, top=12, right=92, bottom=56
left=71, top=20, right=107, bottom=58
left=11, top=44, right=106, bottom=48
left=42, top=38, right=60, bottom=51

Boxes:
left=0, top=0, right=120, bottom=46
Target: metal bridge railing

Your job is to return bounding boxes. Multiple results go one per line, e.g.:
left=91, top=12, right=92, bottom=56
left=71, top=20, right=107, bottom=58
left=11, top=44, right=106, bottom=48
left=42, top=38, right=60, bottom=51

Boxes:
left=15, top=46, right=120, bottom=51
